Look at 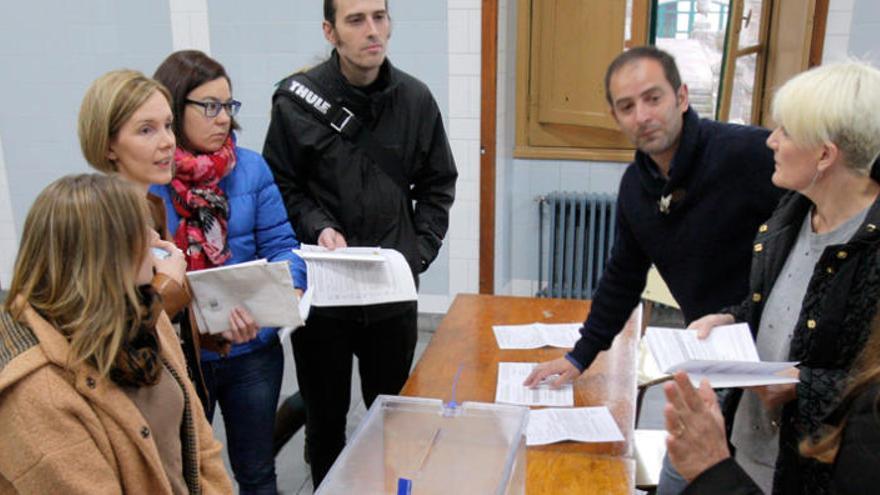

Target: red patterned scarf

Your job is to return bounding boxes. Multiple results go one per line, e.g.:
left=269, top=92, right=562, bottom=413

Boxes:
left=171, top=136, right=236, bottom=270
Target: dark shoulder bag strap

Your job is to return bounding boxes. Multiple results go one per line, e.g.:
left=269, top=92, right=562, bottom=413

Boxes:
left=275, top=73, right=411, bottom=197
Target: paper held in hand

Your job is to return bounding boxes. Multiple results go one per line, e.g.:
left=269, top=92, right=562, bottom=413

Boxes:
left=186, top=259, right=306, bottom=334
left=293, top=245, right=417, bottom=307
left=644, top=323, right=800, bottom=388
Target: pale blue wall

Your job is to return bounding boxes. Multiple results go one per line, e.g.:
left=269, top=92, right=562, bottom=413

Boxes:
left=849, top=0, right=880, bottom=66
left=0, top=1, right=173, bottom=230
left=0, top=0, right=450, bottom=296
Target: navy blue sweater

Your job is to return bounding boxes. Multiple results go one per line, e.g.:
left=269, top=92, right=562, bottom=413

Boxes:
left=567, top=108, right=783, bottom=370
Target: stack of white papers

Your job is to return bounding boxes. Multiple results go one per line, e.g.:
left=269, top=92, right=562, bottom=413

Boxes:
left=495, top=362, right=573, bottom=407
left=644, top=324, right=799, bottom=388
left=293, top=245, right=417, bottom=307
left=492, top=322, right=582, bottom=349
left=186, top=259, right=304, bottom=334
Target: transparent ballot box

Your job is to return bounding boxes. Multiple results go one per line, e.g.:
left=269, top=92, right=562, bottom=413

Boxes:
left=315, top=395, right=528, bottom=495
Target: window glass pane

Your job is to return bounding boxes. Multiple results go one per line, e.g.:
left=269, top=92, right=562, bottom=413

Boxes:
left=738, top=0, right=765, bottom=48
left=727, top=52, right=757, bottom=124
left=655, top=0, right=730, bottom=119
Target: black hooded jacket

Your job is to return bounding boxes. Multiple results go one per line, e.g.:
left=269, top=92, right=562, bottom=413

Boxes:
left=263, top=51, right=457, bottom=279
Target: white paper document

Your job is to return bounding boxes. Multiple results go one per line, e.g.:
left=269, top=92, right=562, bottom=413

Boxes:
left=293, top=245, right=417, bottom=307
left=495, top=362, right=574, bottom=407
left=644, top=324, right=799, bottom=388
left=526, top=407, right=624, bottom=446
left=492, top=322, right=582, bottom=349
left=186, top=259, right=304, bottom=334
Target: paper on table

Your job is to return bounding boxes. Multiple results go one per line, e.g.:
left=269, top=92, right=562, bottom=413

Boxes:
left=495, top=362, right=574, bottom=407
left=526, top=407, right=624, bottom=446
left=293, top=245, right=417, bottom=307
left=186, top=259, right=303, bottom=334
left=644, top=324, right=800, bottom=388
left=492, top=322, right=582, bottom=349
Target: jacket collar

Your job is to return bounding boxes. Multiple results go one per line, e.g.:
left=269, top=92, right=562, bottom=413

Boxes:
left=323, top=50, right=397, bottom=110
left=761, top=190, right=880, bottom=247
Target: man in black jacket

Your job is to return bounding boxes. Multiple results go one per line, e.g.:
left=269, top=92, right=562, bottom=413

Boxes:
left=524, top=46, right=783, bottom=494
left=263, top=0, right=456, bottom=487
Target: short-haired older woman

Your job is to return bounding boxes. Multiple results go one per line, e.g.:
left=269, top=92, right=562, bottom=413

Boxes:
left=152, top=50, right=306, bottom=494
left=689, top=61, right=880, bottom=495
left=0, top=174, right=232, bottom=493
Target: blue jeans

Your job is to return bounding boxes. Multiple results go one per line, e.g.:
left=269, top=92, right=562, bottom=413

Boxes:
left=203, top=338, right=284, bottom=495
left=657, top=451, right=689, bottom=495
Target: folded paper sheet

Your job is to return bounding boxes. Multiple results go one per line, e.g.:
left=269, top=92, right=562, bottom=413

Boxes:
left=186, top=259, right=304, bottom=334
left=293, top=245, right=417, bottom=307
left=492, top=322, right=581, bottom=349
left=644, top=324, right=799, bottom=388
left=527, top=407, right=624, bottom=446
left=495, top=362, right=574, bottom=407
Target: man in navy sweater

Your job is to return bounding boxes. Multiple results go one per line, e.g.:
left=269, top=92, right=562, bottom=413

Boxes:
left=526, top=46, right=781, bottom=412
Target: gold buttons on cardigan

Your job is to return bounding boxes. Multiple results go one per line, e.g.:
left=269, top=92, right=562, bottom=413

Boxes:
left=837, top=251, right=848, bottom=259
left=827, top=266, right=834, bottom=274
left=86, top=377, right=96, bottom=389
left=807, top=319, right=817, bottom=329
left=752, top=293, right=762, bottom=303
left=754, top=243, right=763, bottom=253
left=867, top=224, right=877, bottom=233
left=758, top=224, right=768, bottom=233
left=140, top=427, right=151, bottom=439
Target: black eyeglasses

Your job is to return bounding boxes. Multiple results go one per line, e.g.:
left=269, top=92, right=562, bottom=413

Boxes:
left=185, top=99, right=242, bottom=118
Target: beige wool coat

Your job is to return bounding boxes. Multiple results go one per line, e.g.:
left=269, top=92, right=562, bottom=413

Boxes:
left=0, top=304, right=232, bottom=494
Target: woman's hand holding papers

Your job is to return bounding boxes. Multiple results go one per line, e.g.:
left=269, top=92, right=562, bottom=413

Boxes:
left=523, top=357, right=581, bottom=389
left=688, top=313, right=735, bottom=339
left=663, top=371, right=731, bottom=482
left=222, top=306, right=260, bottom=344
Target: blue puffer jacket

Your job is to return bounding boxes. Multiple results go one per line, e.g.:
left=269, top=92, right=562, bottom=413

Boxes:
left=150, top=144, right=307, bottom=361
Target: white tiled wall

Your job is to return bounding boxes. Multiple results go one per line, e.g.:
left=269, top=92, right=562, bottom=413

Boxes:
left=0, top=135, right=16, bottom=289
left=824, top=0, right=856, bottom=62
left=443, top=0, right=482, bottom=308
left=169, top=0, right=211, bottom=52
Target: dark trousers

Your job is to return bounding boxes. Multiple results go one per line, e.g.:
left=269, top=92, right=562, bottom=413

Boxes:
left=203, top=339, right=284, bottom=495
left=291, top=302, right=418, bottom=488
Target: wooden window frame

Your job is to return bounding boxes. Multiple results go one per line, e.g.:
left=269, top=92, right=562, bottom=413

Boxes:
left=513, top=0, right=828, bottom=162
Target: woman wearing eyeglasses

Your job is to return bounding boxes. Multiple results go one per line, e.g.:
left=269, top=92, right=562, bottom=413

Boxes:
left=152, top=50, right=306, bottom=495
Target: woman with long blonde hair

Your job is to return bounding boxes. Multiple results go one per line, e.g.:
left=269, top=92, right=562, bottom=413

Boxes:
left=0, top=174, right=231, bottom=493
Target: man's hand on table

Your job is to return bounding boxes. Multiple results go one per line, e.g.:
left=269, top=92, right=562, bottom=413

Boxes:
left=523, top=357, right=581, bottom=389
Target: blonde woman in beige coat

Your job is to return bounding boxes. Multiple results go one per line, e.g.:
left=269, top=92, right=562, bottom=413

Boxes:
left=0, top=174, right=232, bottom=494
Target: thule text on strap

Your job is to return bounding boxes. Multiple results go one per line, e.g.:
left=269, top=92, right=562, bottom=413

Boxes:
left=289, top=80, right=331, bottom=115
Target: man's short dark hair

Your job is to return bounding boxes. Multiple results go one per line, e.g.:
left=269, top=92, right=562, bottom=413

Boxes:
left=324, top=0, right=390, bottom=25
left=604, top=46, right=682, bottom=106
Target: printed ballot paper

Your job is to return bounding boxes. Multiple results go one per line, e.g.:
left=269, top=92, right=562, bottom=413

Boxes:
left=293, top=245, right=417, bottom=307
left=644, top=323, right=800, bottom=388
left=492, top=322, right=582, bottom=349
left=495, top=362, right=574, bottom=407
left=526, top=407, right=624, bottom=446
left=186, top=259, right=304, bottom=334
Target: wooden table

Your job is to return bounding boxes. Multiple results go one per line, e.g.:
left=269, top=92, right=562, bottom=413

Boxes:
left=401, top=294, right=640, bottom=494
